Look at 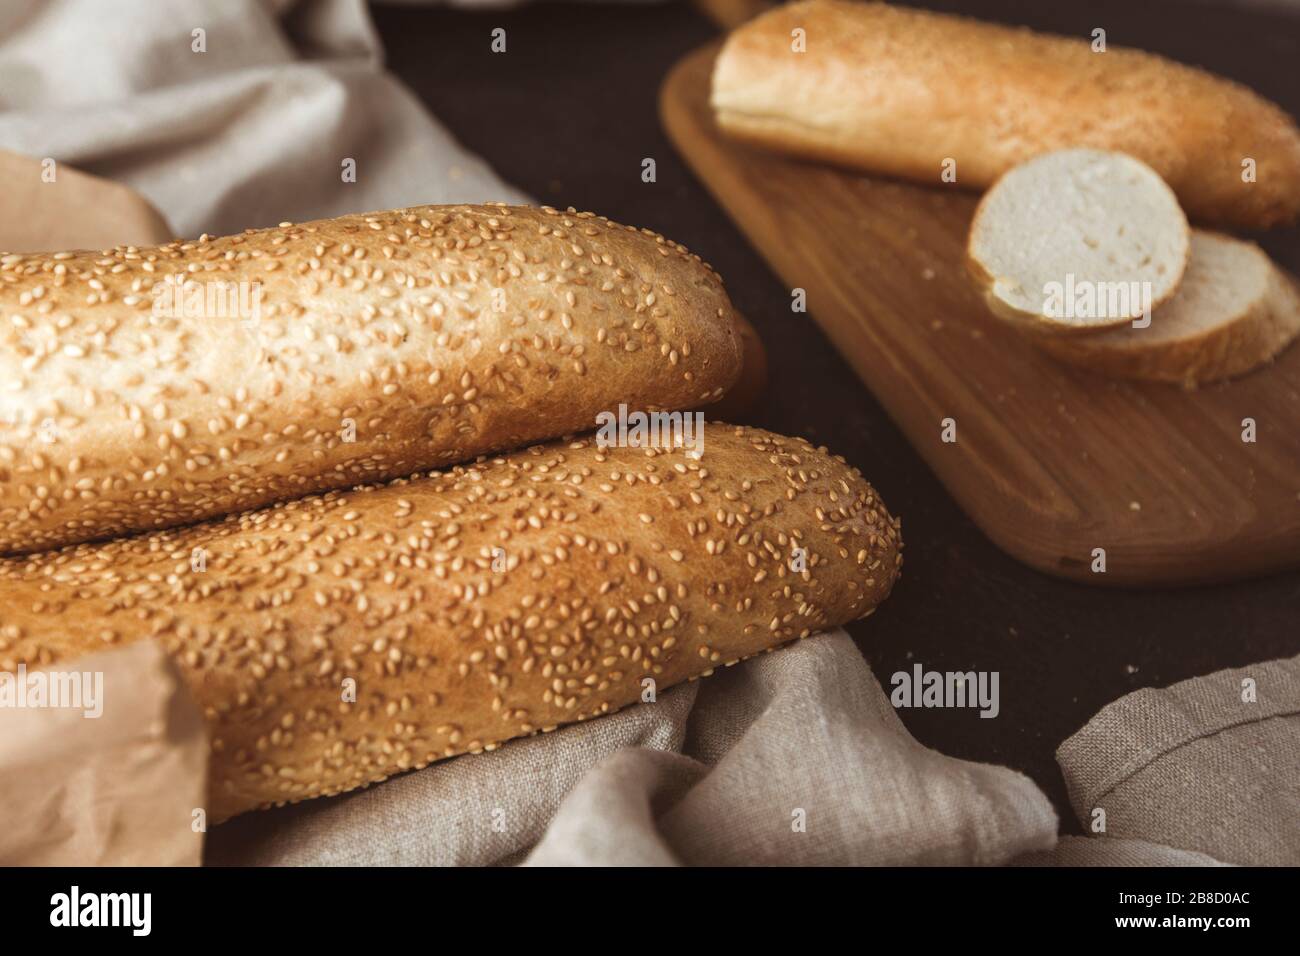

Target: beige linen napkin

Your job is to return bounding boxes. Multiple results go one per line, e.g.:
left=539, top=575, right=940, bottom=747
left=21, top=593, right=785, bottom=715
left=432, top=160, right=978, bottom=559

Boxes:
left=1055, top=654, right=1300, bottom=866
left=0, top=0, right=527, bottom=240
left=207, top=631, right=1060, bottom=866
left=1014, top=836, right=1229, bottom=867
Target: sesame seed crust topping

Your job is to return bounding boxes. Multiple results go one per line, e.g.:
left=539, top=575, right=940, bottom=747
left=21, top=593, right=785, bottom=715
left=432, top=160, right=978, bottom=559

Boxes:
left=0, top=204, right=741, bottom=554
left=0, top=424, right=901, bottom=821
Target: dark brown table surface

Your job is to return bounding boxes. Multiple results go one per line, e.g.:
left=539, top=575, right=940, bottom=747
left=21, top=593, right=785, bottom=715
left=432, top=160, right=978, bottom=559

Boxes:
left=372, top=0, right=1300, bottom=831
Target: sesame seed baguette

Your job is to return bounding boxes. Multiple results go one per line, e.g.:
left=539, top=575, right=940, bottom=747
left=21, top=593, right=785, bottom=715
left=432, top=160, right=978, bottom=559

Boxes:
left=0, top=424, right=902, bottom=822
left=0, top=204, right=742, bottom=555
left=711, top=1, right=1300, bottom=229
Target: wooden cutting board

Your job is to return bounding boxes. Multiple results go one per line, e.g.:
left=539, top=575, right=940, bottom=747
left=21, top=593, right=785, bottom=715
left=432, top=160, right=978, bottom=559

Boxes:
left=661, top=44, right=1300, bottom=587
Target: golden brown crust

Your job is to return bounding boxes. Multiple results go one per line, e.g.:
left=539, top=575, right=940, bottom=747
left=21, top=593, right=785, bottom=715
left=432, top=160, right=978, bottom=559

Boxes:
left=711, top=1, right=1300, bottom=229
left=1035, top=253, right=1300, bottom=386
left=0, top=204, right=741, bottom=555
left=0, top=424, right=902, bottom=821
left=963, top=249, right=1189, bottom=339
left=703, top=310, right=767, bottom=420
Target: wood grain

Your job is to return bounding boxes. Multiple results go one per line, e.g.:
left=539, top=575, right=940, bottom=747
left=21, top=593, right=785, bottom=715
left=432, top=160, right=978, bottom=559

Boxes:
left=661, top=44, right=1300, bottom=587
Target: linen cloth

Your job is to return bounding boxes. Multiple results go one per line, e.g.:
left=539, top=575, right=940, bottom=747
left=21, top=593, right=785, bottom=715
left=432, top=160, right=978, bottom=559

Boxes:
left=206, top=630, right=1060, bottom=866
left=1014, top=837, right=1229, bottom=867
left=0, top=0, right=527, bottom=241
left=1055, top=654, right=1300, bottom=866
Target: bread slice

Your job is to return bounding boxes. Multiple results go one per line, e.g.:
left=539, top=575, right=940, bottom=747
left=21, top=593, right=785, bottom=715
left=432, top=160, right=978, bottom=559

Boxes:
left=1035, top=231, right=1300, bottom=387
left=967, top=149, right=1190, bottom=333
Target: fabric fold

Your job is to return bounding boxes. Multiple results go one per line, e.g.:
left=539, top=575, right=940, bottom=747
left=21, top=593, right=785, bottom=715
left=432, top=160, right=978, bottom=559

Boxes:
left=209, top=632, right=1060, bottom=867
left=0, top=0, right=528, bottom=240
left=1056, top=654, right=1300, bottom=866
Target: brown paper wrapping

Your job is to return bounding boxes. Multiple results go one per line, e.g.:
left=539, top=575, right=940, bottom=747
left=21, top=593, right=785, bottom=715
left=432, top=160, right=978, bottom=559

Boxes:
left=0, top=147, right=171, bottom=253
left=0, top=641, right=208, bottom=866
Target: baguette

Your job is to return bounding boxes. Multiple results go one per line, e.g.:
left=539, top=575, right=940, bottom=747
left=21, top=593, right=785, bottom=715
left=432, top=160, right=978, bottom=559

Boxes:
left=711, top=0, right=1300, bottom=229
left=1034, top=231, right=1300, bottom=386
left=1, top=424, right=902, bottom=821
left=0, top=204, right=741, bottom=555
left=966, top=150, right=1190, bottom=333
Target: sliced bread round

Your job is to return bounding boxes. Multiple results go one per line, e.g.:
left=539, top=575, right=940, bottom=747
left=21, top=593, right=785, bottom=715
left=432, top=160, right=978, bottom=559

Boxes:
left=1035, top=230, right=1300, bottom=387
left=968, top=149, right=1190, bottom=333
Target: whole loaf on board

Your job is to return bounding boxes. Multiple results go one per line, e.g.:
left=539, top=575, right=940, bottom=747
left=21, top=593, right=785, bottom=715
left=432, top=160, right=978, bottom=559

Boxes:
left=1, top=424, right=902, bottom=821
left=711, top=1, right=1300, bottom=229
left=0, top=204, right=741, bottom=554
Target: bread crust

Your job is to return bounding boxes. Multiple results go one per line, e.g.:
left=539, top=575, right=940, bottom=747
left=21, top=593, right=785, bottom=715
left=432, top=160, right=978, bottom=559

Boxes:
left=704, top=310, right=767, bottom=420
left=964, top=242, right=1188, bottom=338
left=1, top=424, right=902, bottom=821
left=711, top=0, right=1300, bottom=229
left=1034, top=235, right=1300, bottom=386
left=0, top=204, right=742, bottom=555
